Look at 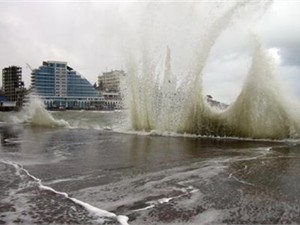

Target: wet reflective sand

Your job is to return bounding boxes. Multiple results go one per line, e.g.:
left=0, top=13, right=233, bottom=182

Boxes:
left=1, top=123, right=300, bottom=224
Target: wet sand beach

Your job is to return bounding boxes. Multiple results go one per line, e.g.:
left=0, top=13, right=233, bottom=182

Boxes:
left=1, top=120, right=300, bottom=224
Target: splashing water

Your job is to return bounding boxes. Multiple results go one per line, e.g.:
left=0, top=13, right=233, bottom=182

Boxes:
left=221, top=38, right=300, bottom=139
left=10, top=95, right=70, bottom=128
left=123, top=1, right=300, bottom=139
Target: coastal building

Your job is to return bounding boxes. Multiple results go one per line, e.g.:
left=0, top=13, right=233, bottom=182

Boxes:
left=31, top=61, right=104, bottom=110
left=1, top=66, right=25, bottom=109
left=206, top=95, right=228, bottom=110
left=101, top=92, right=122, bottom=110
left=98, top=70, right=125, bottom=92
left=97, top=70, right=125, bottom=110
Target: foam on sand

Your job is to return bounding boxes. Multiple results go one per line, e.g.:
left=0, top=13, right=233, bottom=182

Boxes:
left=2, top=160, right=129, bottom=225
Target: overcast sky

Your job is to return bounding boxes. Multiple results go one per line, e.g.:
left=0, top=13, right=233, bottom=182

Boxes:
left=0, top=0, right=300, bottom=104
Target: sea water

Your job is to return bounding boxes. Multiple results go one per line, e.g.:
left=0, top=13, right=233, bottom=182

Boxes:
left=1, top=1, right=300, bottom=224
left=1, top=108, right=300, bottom=224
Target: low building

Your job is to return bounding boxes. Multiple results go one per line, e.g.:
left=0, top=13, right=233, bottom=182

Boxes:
left=0, top=99, right=17, bottom=111
left=101, top=92, right=122, bottom=110
left=206, top=95, right=228, bottom=110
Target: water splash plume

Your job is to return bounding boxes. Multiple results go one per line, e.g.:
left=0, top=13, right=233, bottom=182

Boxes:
left=123, top=1, right=300, bottom=139
left=221, top=38, right=300, bottom=139
left=10, top=95, right=70, bottom=128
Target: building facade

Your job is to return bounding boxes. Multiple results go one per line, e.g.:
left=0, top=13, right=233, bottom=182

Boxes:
left=31, top=61, right=104, bottom=110
left=2, top=66, right=25, bottom=108
left=98, top=70, right=125, bottom=92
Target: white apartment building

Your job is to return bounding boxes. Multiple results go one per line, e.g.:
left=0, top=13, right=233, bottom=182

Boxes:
left=98, top=70, right=125, bottom=92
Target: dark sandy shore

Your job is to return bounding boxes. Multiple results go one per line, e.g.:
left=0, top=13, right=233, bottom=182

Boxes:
left=1, top=125, right=300, bottom=224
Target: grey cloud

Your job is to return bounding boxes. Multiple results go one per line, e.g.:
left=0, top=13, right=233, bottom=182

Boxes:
left=276, top=47, right=300, bottom=66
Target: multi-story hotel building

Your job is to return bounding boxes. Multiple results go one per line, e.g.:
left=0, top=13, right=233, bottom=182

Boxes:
left=31, top=61, right=103, bottom=109
left=2, top=66, right=25, bottom=108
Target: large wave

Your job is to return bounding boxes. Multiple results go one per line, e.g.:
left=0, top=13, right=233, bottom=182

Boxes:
left=123, top=1, right=300, bottom=139
left=10, top=96, right=70, bottom=128
left=221, top=39, right=300, bottom=139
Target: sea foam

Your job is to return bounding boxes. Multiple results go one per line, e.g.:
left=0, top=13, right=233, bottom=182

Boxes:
left=10, top=95, right=70, bottom=128
left=2, top=160, right=129, bottom=225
